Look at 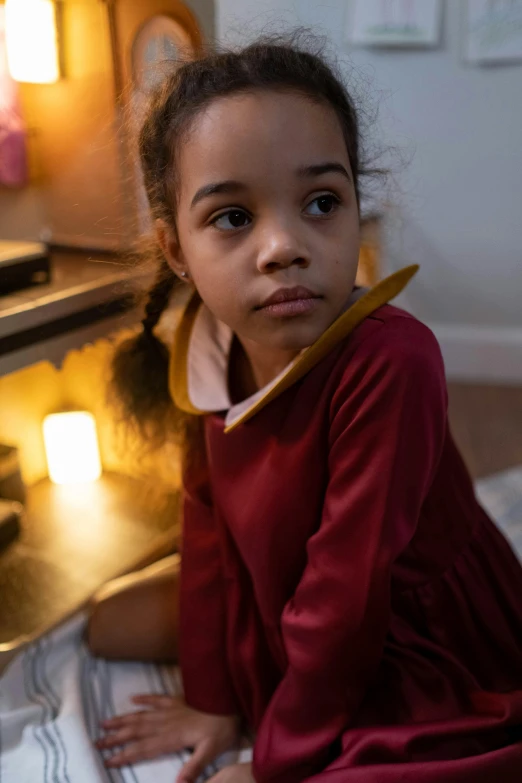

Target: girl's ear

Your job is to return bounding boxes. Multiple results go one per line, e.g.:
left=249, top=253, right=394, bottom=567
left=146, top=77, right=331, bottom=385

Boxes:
left=155, top=219, right=190, bottom=282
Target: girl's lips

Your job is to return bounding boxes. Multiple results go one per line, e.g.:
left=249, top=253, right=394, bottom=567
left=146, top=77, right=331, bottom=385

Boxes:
left=257, top=297, right=321, bottom=318
left=256, top=285, right=322, bottom=317
left=258, top=285, right=319, bottom=308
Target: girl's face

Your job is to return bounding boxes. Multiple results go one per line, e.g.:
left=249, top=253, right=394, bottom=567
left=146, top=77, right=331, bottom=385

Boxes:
left=163, top=89, right=360, bottom=353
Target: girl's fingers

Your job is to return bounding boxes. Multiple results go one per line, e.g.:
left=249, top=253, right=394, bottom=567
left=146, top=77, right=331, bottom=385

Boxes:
left=96, top=726, right=143, bottom=750
left=101, top=708, right=168, bottom=731
left=100, top=695, right=180, bottom=729
left=176, top=738, right=215, bottom=783
left=132, top=694, right=178, bottom=709
left=105, top=737, right=172, bottom=767
left=101, top=713, right=141, bottom=729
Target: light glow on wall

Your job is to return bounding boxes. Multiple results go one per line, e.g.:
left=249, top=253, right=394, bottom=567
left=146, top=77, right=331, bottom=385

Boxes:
left=5, top=0, right=60, bottom=84
left=43, top=411, right=102, bottom=485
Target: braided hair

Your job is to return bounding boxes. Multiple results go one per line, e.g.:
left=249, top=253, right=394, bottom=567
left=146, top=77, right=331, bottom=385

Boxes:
left=111, top=32, right=377, bottom=449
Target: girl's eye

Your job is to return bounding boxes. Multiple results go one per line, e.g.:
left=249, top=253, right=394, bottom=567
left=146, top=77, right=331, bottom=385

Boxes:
left=305, top=194, right=340, bottom=217
left=211, top=209, right=251, bottom=231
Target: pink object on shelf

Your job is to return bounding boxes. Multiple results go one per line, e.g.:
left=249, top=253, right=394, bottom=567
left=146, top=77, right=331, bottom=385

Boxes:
left=0, top=6, right=28, bottom=188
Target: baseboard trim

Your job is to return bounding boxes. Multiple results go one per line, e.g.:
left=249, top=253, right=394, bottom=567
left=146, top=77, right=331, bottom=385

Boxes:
left=428, top=323, right=522, bottom=385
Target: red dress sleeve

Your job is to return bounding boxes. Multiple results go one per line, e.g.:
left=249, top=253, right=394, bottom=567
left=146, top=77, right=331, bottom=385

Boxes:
left=253, top=319, right=448, bottom=782
left=179, top=450, right=240, bottom=716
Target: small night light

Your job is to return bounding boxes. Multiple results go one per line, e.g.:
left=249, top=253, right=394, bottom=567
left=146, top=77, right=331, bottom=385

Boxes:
left=43, top=411, right=102, bottom=485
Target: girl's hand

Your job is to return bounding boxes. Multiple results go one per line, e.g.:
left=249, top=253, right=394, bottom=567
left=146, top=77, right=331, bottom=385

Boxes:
left=95, top=693, right=240, bottom=782
left=209, top=762, right=255, bottom=782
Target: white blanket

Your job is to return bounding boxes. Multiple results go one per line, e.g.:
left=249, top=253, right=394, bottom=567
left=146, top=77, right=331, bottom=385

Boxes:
left=0, top=613, right=251, bottom=783
left=1, top=466, right=521, bottom=783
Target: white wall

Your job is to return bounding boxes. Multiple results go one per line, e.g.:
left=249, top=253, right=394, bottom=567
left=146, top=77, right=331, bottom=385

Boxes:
left=216, top=1, right=522, bottom=379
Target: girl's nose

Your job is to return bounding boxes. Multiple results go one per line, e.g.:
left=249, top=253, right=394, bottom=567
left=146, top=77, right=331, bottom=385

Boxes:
left=256, top=223, right=311, bottom=274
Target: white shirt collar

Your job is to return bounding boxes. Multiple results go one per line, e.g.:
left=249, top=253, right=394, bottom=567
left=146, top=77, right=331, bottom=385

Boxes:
left=186, top=287, right=368, bottom=429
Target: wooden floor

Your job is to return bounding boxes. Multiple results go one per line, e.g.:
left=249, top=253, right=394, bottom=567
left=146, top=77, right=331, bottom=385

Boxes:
left=447, top=383, right=522, bottom=479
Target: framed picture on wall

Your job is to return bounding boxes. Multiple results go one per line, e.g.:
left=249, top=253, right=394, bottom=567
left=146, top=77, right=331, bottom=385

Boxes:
left=128, top=13, right=198, bottom=234
left=466, top=0, right=522, bottom=63
left=131, top=14, right=195, bottom=93
left=346, top=0, right=442, bottom=47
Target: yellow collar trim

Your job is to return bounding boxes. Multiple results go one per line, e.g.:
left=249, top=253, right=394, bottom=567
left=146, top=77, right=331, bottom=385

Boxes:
left=169, top=265, right=419, bottom=433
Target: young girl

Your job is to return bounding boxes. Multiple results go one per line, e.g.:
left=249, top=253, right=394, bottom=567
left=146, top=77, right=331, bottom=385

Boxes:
left=88, top=38, right=522, bottom=783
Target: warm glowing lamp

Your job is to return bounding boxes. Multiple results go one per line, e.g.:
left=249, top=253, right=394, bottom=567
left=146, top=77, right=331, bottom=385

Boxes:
left=43, top=412, right=102, bottom=485
left=5, top=0, right=61, bottom=84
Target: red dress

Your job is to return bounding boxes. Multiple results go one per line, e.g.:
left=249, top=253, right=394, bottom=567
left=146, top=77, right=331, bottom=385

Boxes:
left=171, top=270, right=522, bottom=782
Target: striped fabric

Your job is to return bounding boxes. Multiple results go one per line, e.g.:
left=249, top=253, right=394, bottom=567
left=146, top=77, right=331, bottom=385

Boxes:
left=1, top=466, right=521, bottom=782
left=0, top=614, right=251, bottom=783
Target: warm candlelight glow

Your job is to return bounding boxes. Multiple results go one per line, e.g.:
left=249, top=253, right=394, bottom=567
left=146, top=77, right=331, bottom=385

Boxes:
left=43, top=412, right=102, bottom=485
left=5, top=0, right=60, bottom=84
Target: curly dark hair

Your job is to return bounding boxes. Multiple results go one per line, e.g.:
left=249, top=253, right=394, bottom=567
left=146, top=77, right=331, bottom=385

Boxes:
left=111, top=32, right=381, bottom=451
